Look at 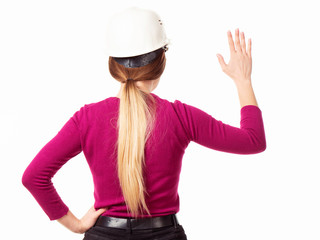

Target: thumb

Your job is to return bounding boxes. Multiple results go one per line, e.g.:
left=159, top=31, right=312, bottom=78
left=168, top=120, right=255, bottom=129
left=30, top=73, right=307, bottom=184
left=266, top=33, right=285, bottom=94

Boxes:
left=216, top=54, right=227, bottom=71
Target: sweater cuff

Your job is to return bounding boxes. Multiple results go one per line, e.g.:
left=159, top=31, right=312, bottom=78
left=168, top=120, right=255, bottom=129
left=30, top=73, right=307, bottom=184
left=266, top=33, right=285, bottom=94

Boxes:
left=241, top=105, right=261, bottom=114
left=48, top=204, right=69, bottom=221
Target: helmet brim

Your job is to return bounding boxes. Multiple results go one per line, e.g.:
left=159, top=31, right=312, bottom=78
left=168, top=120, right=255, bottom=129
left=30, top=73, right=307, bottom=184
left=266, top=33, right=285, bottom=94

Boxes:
left=112, top=46, right=166, bottom=68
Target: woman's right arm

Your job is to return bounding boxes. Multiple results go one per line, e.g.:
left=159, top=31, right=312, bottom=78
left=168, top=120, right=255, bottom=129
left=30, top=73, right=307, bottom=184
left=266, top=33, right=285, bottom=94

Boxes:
left=172, top=28, right=266, bottom=154
left=172, top=99, right=266, bottom=154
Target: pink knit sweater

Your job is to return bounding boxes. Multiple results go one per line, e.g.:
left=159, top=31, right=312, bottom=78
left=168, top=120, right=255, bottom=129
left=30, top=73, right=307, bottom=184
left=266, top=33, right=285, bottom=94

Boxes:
left=22, top=93, right=266, bottom=220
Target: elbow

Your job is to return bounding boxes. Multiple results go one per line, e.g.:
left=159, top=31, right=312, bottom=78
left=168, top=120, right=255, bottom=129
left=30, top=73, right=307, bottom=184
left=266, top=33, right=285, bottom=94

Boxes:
left=21, top=168, right=39, bottom=190
left=257, top=143, right=266, bottom=153
left=242, top=136, right=266, bottom=154
left=259, top=134, right=267, bottom=152
left=245, top=129, right=266, bottom=154
left=22, top=167, right=52, bottom=190
left=21, top=170, right=33, bottom=189
left=254, top=139, right=267, bottom=154
left=261, top=140, right=267, bottom=152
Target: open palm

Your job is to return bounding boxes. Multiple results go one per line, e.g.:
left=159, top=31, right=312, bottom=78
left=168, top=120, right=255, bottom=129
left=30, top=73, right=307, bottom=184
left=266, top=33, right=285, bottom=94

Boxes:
left=216, top=28, right=252, bottom=85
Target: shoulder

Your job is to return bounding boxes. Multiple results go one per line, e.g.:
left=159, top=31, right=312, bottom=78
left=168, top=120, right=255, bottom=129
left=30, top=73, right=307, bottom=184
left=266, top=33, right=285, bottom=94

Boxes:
left=151, top=94, right=199, bottom=117
left=71, top=97, right=118, bottom=122
left=84, top=97, right=119, bottom=111
left=169, top=98, right=196, bottom=113
left=151, top=93, right=185, bottom=107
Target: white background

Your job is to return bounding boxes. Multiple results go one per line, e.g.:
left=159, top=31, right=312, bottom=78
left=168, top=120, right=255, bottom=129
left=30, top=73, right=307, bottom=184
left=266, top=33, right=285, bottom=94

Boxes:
left=1, top=0, right=319, bottom=239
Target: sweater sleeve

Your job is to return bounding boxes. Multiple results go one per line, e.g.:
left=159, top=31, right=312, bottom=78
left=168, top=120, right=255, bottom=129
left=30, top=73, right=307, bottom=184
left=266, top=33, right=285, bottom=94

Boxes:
left=21, top=108, right=83, bottom=221
left=173, top=100, right=266, bottom=154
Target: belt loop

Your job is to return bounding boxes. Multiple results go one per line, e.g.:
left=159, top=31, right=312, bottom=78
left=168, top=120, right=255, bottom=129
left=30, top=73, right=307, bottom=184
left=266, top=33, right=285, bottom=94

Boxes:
left=172, top=214, right=178, bottom=229
left=126, top=218, right=132, bottom=234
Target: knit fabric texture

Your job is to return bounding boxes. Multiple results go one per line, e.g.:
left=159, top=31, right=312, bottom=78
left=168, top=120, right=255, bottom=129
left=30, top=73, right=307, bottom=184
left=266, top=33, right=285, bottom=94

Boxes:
left=22, top=93, right=266, bottom=221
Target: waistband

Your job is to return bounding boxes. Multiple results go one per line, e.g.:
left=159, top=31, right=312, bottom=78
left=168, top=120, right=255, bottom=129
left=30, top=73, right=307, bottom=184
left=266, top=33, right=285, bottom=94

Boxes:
left=94, top=214, right=180, bottom=230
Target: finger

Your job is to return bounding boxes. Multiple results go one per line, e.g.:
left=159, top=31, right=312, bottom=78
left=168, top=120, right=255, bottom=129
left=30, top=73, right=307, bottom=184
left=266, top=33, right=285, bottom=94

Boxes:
left=234, top=28, right=241, bottom=52
left=97, top=208, right=107, bottom=212
left=247, top=38, right=252, bottom=58
left=227, top=30, right=235, bottom=53
left=240, top=32, right=246, bottom=53
left=95, top=208, right=107, bottom=216
left=216, top=54, right=227, bottom=71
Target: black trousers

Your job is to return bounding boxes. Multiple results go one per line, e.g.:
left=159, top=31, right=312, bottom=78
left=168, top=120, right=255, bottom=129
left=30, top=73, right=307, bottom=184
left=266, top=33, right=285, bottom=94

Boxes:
left=82, top=215, right=188, bottom=240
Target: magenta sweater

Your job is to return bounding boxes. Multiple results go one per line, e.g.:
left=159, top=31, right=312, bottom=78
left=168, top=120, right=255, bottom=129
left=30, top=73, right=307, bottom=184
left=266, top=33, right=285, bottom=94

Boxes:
left=22, top=93, right=266, bottom=221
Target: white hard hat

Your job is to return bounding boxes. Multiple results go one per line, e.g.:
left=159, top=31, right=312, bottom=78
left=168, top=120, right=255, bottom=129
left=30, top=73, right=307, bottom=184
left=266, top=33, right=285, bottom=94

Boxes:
left=105, top=6, right=171, bottom=58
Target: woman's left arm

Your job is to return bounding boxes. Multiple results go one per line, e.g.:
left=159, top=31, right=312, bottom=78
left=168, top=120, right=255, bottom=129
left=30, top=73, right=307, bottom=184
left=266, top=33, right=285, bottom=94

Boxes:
left=22, top=109, right=82, bottom=221
left=22, top=106, right=108, bottom=233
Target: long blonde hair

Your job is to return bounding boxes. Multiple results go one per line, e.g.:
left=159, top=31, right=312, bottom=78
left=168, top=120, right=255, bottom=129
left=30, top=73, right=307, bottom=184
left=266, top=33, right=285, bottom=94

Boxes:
left=108, top=50, right=166, bottom=218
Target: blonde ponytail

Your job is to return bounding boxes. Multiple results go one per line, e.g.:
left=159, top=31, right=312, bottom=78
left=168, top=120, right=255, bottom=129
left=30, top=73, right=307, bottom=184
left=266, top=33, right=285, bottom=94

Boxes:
left=108, top=50, right=166, bottom=218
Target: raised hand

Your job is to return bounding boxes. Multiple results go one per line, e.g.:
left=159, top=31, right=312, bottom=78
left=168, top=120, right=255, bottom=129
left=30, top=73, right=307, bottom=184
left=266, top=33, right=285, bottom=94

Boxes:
left=216, top=28, right=252, bottom=86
